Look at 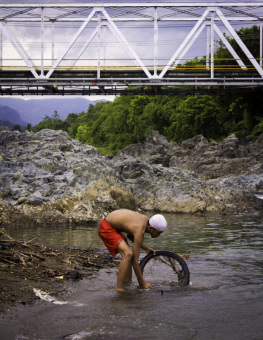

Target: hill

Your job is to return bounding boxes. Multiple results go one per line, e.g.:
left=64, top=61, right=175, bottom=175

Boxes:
left=0, top=97, right=98, bottom=125
left=0, top=106, right=27, bottom=128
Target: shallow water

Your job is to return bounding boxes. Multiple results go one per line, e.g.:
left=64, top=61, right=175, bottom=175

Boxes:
left=1, top=214, right=263, bottom=340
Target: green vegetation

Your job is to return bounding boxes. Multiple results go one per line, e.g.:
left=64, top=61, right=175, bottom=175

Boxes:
left=215, top=25, right=260, bottom=68
left=34, top=111, right=69, bottom=132
left=177, top=25, right=260, bottom=70
left=29, top=92, right=263, bottom=155
left=27, top=25, right=263, bottom=155
left=12, top=124, right=22, bottom=132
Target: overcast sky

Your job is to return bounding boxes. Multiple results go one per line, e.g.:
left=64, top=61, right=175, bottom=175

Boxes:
left=2, top=1, right=259, bottom=64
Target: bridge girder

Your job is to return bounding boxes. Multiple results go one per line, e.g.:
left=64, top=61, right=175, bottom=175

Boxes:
left=0, top=2, right=263, bottom=95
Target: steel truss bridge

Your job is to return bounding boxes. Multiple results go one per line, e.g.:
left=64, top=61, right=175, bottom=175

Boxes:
left=0, top=2, right=263, bottom=96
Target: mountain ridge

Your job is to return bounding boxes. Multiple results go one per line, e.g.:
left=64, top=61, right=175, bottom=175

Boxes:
left=0, top=97, right=99, bottom=125
left=0, top=106, right=27, bottom=128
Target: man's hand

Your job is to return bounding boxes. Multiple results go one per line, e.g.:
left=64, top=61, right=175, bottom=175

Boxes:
left=145, top=247, right=155, bottom=255
left=140, top=282, right=152, bottom=289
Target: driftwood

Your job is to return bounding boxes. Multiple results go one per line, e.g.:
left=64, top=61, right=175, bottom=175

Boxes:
left=0, top=228, right=116, bottom=280
left=22, top=252, right=45, bottom=261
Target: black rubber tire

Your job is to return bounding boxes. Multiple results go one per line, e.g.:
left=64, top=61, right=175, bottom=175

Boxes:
left=139, top=250, right=190, bottom=286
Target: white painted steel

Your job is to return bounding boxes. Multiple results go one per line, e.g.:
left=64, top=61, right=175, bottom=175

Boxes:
left=45, top=8, right=97, bottom=78
left=211, top=11, right=215, bottom=79
left=206, top=24, right=210, bottom=71
left=0, top=21, right=39, bottom=78
left=159, top=9, right=210, bottom=78
left=0, top=2, right=262, bottom=86
left=260, top=22, right=263, bottom=68
left=216, top=8, right=263, bottom=77
left=41, top=7, right=44, bottom=77
left=213, top=23, right=246, bottom=70
left=154, top=6, right=158, bottom=77
left=172, top=23, right=207, bottom=69
left=101, top=7, right=152, bottom=78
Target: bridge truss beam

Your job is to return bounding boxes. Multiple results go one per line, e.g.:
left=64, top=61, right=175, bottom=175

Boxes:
left=0, top=2, right=263, bottom=95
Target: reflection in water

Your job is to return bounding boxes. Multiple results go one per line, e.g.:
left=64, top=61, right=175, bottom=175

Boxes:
left=2, top=214, right=263, bottom=340
left=6, top=223, right=104, bottom=250
left=7, top=214, right=263, bottom=255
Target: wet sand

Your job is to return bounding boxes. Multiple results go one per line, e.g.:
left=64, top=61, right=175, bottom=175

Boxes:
left=0, top=229, right=116, bottom=313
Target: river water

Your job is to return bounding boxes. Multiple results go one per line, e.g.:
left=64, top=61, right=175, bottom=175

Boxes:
left=1, top=213, right=263, bottom=340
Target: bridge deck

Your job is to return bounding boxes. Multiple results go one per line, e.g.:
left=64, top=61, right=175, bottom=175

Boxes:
left=0, top=69, right=262, bottom=96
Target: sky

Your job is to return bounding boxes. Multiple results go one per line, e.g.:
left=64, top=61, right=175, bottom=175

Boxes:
left=20, top=95, right=116, bottom=101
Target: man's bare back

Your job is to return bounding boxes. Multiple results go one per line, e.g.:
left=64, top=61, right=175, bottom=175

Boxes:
left=105, top=209, right=149, bottom=236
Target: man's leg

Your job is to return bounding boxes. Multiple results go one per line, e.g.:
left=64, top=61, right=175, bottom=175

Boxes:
left=116, top=240, right=133, bottom=291
left=124, top=262, right=132, bottom=283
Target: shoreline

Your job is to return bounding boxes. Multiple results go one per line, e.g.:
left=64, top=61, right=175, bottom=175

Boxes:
left=0, top=229, right=116, bottom=313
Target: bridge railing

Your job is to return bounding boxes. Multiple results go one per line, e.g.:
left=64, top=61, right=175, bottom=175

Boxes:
left=0, top=58, right=262, bottom=72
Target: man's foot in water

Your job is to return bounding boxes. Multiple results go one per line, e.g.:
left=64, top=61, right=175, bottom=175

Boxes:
left=116, top=287, right=127, bottom=292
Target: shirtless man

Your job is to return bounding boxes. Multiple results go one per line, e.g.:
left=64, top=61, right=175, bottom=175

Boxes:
left=98, top=209, right=167, bottom=292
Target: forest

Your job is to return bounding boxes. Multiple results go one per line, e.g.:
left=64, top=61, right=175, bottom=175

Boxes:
left=22, top=26, right=263, bottom=155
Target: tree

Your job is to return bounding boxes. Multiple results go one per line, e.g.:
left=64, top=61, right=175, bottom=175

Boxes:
left=51, top=75, right=263, bottom=156
left=178, top=26, right=260, bottom=70
left=128, top=95, right=151, bottom=142
left=215, top=25, right=260, bottom=68
left=34, top=111, right=69, bottom=132
left=168, top=95, right=222, bottom=143
left=252, top=117, right=263, bottom=139
left=51, top=110, right=60, bottom=121
left=12, top=124, right=22, bottom=132
left=75, top=124, right=90, bottom=144
left=64, top=113, right=80, bottom=138
left=25, top=123, right=33, bottom=131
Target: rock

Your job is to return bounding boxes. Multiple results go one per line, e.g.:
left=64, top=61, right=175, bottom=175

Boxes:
left=113, top=131, right=176, bottom=167
left=111, top=158, right=262, bottom=215
left=17, top=197, right=28, bottom=204
left=180, top=134, right=209, bottom=150
left=145, top=130, right=169, bottom=145
left=0, top=129, right=135, bottom=226
left=0, top=129, right=262, bottom=225
left=221, top=173, right=263, bottom=192
left=114, top=131, right=263, bottom=181
left=0, top=126, right=10, bottom=132
left=110, top=131, right=263, bottom=215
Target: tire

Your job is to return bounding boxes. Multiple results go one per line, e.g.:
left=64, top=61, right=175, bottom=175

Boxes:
left=139, top=250, right=190, bottom=286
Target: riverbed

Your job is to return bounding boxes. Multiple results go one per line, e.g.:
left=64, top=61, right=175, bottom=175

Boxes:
left=1, top=214, right=263, bottom=340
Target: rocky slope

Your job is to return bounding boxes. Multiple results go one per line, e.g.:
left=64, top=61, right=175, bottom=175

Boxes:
left=113, top=131, right=263, bottom=182
left=0, top=128, right=262, bottom=226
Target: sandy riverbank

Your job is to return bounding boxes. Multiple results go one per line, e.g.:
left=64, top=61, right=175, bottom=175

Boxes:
left=0, top=229, right=116, bottom=313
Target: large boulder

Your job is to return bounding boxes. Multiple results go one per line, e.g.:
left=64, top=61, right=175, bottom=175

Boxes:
left=111, top=131, right=263, bottom=215
left=0, top=129, right=135, bottom=226
left=0, top=129, right=262, bottom=225
left=114, top=131, right=263, bottom=180
left=110, top=158, right=262, bottom=216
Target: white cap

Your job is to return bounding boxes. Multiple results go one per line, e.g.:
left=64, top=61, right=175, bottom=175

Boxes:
left=149, top=214, right=167, bottom=232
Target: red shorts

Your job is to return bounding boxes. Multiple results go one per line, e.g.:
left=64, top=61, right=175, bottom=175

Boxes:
left=98, top=218, right=127, bottom=257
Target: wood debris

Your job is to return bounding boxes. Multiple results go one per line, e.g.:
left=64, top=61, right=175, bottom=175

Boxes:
left=0, top=228, right=116, bottom=280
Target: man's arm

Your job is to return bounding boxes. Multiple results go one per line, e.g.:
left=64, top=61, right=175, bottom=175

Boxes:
left=127, top=234, right=155, bottom=254
left=131, top=233, right=151, bottom=289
